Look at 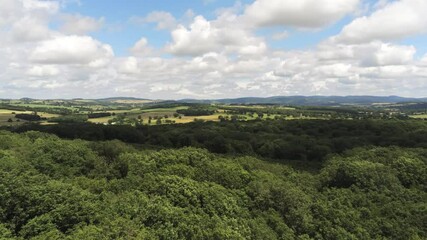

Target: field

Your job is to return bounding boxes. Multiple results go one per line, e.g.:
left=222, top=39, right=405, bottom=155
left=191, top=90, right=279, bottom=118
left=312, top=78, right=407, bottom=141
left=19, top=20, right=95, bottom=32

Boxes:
left=0, top=98, right=420, bottom=127
left=410, top=114, right=427, bottom=119
left=0, top=109, right=60, bottom=126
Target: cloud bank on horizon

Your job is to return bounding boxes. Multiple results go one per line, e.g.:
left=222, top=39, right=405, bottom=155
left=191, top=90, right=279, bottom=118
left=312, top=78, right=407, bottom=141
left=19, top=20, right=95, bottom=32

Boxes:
left=0, top=0, right=426, bottom=99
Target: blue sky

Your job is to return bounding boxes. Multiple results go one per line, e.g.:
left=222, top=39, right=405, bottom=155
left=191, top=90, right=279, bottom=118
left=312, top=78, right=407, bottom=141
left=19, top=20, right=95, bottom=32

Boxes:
left=61, top=0, right=361, bottom=56
left=63, top=0, right=255, bottom=55
left=0, top=0, right=426, bottom=99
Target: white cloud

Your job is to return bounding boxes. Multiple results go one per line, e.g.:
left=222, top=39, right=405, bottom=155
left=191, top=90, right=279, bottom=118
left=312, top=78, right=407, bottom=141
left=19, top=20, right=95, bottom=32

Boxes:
left=317, top=41, right=416, bottom=66
left=131, top=11, right=177, bottom=30
left=315, top=63, right=353, bottom=78
left=130, top=37, right=153, bottom=57
left=22, top=0, right=59, bottom=13
left=0, top=0, right=426, bottom=99
left=11, top=16, right=53, bottom=42
left=30, top=35, right=114, bottom=65
left=335, top=0, right=427, bottom=43
left=27, top=65, right=60, bottom=76
left=167, top=15, right=266, bottom=56
left=0, top=0, right=22, bottom=26
left=244, top=0, right=360, bottom=28
left=150, top=83, right=181, bottom=93
left=118, top=57, right=140, bottom=74
left=360, top=42, right=416, bottom=66
left=0, top=0, right=58, bottom=42
left=60, top=14, right=104, bottom=35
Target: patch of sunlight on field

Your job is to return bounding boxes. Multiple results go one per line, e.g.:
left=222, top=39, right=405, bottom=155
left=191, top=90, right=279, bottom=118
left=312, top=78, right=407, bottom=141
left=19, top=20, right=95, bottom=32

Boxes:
left=109, top=109, right=142, bottom=114
left=222, top=105, right=296, bottom=110
left=0, top=109, right=60, bottom=126
left=113, top=100, right=154, bottom=104
left=141, top=106, right=189, bottom=113
left=410, top=114, right=427, bottom=119
left=38, top=113, right=61, bottom=118
left=169, top=114, right=220, bottom=124
left=39, top=122, right=58, bottom=125
left=0, top=113, right=27, bottom=126
left=88, top=116, right=113, bottom=123
left=0, top=109, right=32, bottom=114
left=9, top=103, right=77, bottom=110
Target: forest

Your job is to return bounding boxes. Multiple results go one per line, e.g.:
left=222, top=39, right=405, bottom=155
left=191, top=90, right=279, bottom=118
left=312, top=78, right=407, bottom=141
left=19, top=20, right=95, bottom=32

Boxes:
left=0, top=117, right=426, bottom=239
left=11, top=119, right=427, bottom=161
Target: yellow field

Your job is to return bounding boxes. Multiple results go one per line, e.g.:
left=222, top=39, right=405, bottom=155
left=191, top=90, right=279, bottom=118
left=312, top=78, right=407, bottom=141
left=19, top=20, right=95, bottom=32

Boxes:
left=0, top=109, right=32, bottom=114
left=38, top=113, right=61, bottom=118
left=173, top=114, right=221, bottom=124
left=410, top=114, right=427, bottom=119
left=141, top=106, right=189, bottom=113
left=88, top=116, right=113, bottom=124
left=39, top=122, right=59, bottom=126
left=0, top=108, right=61, bottom=126
left=222, top=105, right=295, bottom=110
left=108, top=109, right=142, bottom=114
left=113, top=100, right=154, bottom=104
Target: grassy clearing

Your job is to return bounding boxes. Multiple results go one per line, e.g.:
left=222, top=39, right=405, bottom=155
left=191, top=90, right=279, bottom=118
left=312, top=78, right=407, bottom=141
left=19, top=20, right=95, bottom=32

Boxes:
left=141, top=106, right=189, bottom=113
left=173, top=114, right=222, bottom=124
left=8, top=103, right=79, bottom=111
left=39, top=122, right=58, bottom=126
left=0, top=114, right=25, bottom=126
left=410, top=114, right=427, bottom=119
left=108, top=109, right=143, bottom=114
left=223, top=105, right=296, bottom=110
left=87, top=116, right=113, bottom=124
left=0, top=109, right=32, bottom=114
left=38, top=113, right=61, bottom=118
left=113, top=100, right=154, bottom=104
left=0, top=108, right=61, bottom=126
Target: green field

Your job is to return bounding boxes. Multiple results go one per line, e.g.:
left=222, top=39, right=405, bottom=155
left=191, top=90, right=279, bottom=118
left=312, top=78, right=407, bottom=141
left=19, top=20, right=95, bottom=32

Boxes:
left=141, top=106, right=189, bottom=113
left=0, top=109, right=61, bottom=126
left=0, top=99, right=414, bottom=127
left=410, top=114, right=427, bottom=119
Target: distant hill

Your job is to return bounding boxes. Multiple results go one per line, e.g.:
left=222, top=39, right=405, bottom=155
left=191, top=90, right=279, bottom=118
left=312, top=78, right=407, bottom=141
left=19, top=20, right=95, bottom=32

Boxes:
left=178, top=96, right=427, bottom=106
left=3, top=96, right=426, bottom=106
left=96, top=97, right=150, bottom=101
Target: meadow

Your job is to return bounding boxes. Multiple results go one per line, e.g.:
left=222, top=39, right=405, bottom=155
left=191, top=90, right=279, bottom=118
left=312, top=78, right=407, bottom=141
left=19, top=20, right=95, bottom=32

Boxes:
left=1, top=98, right=420, bottom=128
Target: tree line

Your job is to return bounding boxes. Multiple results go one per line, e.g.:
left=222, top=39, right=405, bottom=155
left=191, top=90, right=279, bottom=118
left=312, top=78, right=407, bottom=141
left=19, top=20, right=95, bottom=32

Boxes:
left=10, top=119, right=427, bottom=162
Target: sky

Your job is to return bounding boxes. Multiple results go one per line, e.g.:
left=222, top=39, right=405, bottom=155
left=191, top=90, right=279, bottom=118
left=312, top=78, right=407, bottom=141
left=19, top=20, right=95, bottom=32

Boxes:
left=0, top=0, right=427, bottom=99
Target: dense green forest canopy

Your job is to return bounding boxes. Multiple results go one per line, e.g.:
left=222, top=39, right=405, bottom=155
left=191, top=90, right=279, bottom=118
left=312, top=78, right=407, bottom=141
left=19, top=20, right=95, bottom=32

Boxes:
left=176, top=107, right=216, bottom=116
left=1, top=118, right=426, bottom=239
left=0, top=130, right=426, bottom=239
left=10, top=119, right=427, bottom=162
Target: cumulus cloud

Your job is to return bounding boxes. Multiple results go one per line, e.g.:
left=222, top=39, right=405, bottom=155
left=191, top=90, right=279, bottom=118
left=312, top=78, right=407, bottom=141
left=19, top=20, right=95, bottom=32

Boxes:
left=244, top=0, right=360, bottom=28
left=335, top=0, right=427, bottom=43
left=118, top=57, right=140, bottom=74
left=130, top=11, right=177, bottom=30
left=317, top=40, right=416, bottom=66
left=26, top=65, right=60, bottom=76
left=30, top=35, right=114, bottom=66
left=0, top=0, right=58, bottom=42
left=130, top=37, right=154, bottom=57
left=359, top=42, right=416, bottom=66
left=11, top=16, right=53, bottom=42
left=0, top=0, right=426, bottom=99
left=60, top=14, right=104, bottom=35
left=167, top=15, right=266, bottom=56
